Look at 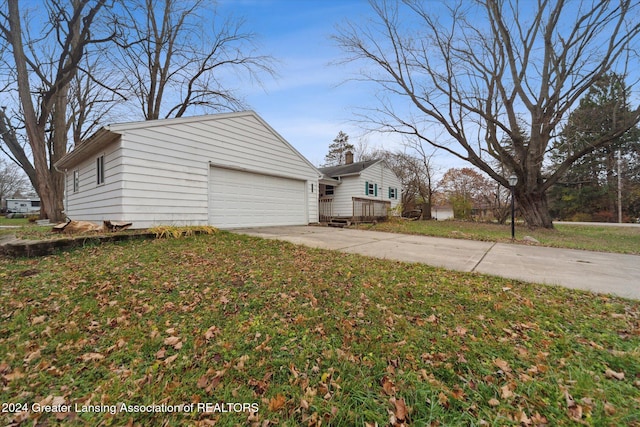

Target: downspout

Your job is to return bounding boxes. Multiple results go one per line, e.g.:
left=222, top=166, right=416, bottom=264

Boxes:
left=51, top=160, right=66, bottom=220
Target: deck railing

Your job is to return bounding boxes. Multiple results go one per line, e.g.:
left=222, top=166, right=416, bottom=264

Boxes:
left=352, top=197, right=390, bottom=221
left=319, top=198, right=334, bottom=222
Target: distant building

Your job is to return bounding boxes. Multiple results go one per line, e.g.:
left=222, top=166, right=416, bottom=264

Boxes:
left=432, top=204, right=454, bottom=220
left=5, top=198, right=41, bottom=214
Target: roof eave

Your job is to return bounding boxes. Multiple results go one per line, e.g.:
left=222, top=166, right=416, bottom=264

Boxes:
left=320, top=176, right=341, bottom=185
left=54, top=127, right=120, bottom=170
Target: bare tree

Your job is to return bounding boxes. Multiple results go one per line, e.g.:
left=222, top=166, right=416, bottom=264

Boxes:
left=0, top=157, right=29, bottom=206
left=0, top=0, right=114, bottom=221
left=360, top=145, right=438, bottom=219
left=335, top=0, right=640, bottom=228
left=67, top=56, right=128, bottom=148
left=115, top=0, right=275, bottom=120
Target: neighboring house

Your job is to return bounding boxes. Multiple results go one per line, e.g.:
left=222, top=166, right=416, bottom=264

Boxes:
left=55, top=111, right=321, bottom=229
left=5, top=198, right=41, bottom=214
left=318, top=152, right=401, bottom=222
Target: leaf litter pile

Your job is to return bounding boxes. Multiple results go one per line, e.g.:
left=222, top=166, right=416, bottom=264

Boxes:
left=1, top=232, right=639, bottom=426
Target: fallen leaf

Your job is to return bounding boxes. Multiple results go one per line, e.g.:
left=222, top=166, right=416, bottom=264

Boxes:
left=235, top=354, right=249, bottom=370
left=493, top=358, right=511, bottom=373
left=300, top=399, right=309, bottom=410
left=392, top=397, right=408, bottom=422
left=604, top=402, right=616, bottom=415
left=500, top=384, right=514, bottom=399
left=455, top=326, right=468, bottom=336
left=488, top=398, right=500, bottom=407
left=2, top=369, right=24, bottom=382
left=11, top=411, right=29, bottom=424
left=164, top=354, right=178, bottom=365
left=567, top=404, right=583, bottom=421
left=381, top=375, right=395, bottom=395
left=515, top=410, right=531, bottom=425
left=24, top=349, right=41, bottom=363
left=530, top=412, right=549, bottom=424
left=604, top=368, right=625, bottom=380
left=80, top=352, right=104, bottom=362
left=163, top=336, right=182, bottom=350
left=425, top=314, right=437, bottom=323
left=451, top=387, right=465, bottom=400
left=196, top=375, right=209, bottom=388
left=164, top=336, right=181, bottom=346
left=31, top=315, right=46, bottom=325
left=268, top=394, right=286, bottom=411
left=204, top=325, right=221, bottom=340
left=51, top=396, right=66, bottom=407
left=437, top=392, right=449, bottom=408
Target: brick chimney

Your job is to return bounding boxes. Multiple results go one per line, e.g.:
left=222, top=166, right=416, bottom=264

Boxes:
left=345, top=150, right=354, bottom=165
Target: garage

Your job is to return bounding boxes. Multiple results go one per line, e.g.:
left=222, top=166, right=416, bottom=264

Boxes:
left=209, top=166, right=308, bottom=228
left=56, top=111, right=319, bottom=228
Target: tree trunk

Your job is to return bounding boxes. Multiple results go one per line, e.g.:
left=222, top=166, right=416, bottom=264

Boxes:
left=48, top=92, right=70, bottom=222
left=420, top=202, right=431, bottom=220
left=606, top=148, right=617, bottom=222
left=517, top=189, right=554, bottom=229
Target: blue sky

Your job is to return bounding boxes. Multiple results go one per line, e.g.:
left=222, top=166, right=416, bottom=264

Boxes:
left=216, top=0, right=410, bottom=167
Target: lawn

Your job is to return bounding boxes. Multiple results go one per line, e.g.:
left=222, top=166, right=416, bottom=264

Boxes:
left=0, top=217, right=30, bottom=227
left=358, top=219, right=640, bottom=255
left=1, top=231, right=639, bottom=426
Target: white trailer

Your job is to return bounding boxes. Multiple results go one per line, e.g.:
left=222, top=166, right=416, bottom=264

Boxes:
left=6, top=199, right=41, bottom=214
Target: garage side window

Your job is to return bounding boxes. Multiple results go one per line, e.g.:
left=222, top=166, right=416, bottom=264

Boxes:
left=96, top=155, right=105, bottom=185
left=73, top=170, right=79, bottom=192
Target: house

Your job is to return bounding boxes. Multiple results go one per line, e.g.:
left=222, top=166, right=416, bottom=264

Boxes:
left=54, top=111, right=321, bottom=229
left=318, top=152, right=401, bottom=222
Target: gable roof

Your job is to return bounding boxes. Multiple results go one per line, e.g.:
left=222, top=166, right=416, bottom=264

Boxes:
left=318, top=159, right=382, bottom=178
left=55, top=111, right=320, bottom=174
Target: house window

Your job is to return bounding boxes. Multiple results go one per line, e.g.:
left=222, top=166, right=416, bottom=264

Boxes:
left=365, top=181, right=377, bottom=196
left=325, top=185, right=334, bottom=196
left=389, top=187, right=397, bottom=199
left=31, top=200, right=40, bottom=208
left=73, top=170, right=79, bottom=192
left=96, top=155, right=104, bottom=185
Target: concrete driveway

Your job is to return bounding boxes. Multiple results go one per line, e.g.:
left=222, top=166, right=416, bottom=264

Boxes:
left=233, top=225, right=640, bottom=300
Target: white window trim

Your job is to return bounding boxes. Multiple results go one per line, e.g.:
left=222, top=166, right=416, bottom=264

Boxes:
left=73, top=170, right=79, bottom=193
left=96, top=155, right=105, bottom=185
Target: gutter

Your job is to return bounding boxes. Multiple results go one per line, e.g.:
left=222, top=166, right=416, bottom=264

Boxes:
left=54, top=127, right=120, bottom=171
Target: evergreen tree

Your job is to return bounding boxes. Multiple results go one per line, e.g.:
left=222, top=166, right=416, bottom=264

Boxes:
left=548, top=74, right=640, bottom=221
left=324, top=131, right=355, bottom=166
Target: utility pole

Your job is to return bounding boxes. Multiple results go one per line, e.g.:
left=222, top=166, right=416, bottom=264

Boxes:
left=617, top=150, right=623, bottom=223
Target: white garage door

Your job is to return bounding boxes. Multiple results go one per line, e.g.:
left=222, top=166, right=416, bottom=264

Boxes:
left=209, top=167, right=307, bottom=228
